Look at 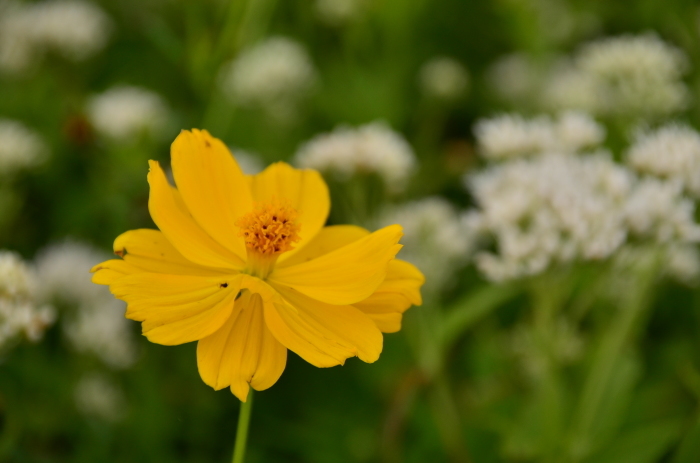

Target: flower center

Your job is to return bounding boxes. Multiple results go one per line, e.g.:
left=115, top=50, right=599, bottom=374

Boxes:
left=235, top=200, right=301, bottom=278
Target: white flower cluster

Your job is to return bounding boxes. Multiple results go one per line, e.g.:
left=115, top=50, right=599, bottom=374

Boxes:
left=627, top=124, right=700, bottom=198
left=468, top=153, right=633, bottom=281
left=86, top=86, right=170, bottom=142
left=0, top=119, right=48, bottom=176
left=474, top=112, right=605, bottom=160
left=543, top=34, right=689, bottom=119
left=487, top=53, right=543, bottom=106
left=295, top=121, right=416, bottom=191
left=379, top=197, right=476, bottom=294
left=0, top=0, right=111, bottom=74
left=220, top=37, right=317, bottom=119
left=0, top=251, right=55, bottom=350
left=419, top=57, right=469, bottom=101
left=74, top=372, right=127, bottom=422
left=34, top=241, right=138, bottom=369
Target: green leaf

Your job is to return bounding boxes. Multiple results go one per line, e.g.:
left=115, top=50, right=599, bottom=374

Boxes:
left=583, top=419, right=683, bottom=463
left=672, top=416, right=700, bottom=463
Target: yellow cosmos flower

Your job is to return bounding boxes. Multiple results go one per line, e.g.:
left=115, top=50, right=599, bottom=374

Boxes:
left=92, top=129, right=424, bottom=401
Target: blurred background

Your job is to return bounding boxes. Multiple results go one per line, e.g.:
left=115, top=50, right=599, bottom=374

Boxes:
left=3, top=0, right=700, bottom=461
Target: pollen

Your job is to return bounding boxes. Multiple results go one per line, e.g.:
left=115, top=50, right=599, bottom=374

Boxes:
left=235, top=200, right=301, bottom=255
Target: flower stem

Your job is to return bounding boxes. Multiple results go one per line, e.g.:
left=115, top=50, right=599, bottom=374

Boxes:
left=232, top=391, right=254, bottom=463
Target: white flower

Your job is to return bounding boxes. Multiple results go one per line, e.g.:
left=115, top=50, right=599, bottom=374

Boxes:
left=487, top=53, right=542, bottom=106
left=467, top=153, right=633, bottom=281
left=315, top=0, right=362, bottom=25
left=295, top=121, right=416, bottom=191
left=74, top=372, right=127, bottom=422
left=627, top=124, right=700, bottom=198
left=34, top=241, right=138, bottom=369
left=0, top=251, right=55, bottom=350
left=220, top=37, right=316, bottom=118
left=419, top=57, right=469, bottom=100
left=0, top=0, right=110, bottom=73
left=0, top=119, right=48, bottom=176
left=474, top=112, right=605, bottom=160
left=544, top=34, right=689, bottom=119
left=379, top=197, right=476, bottom=294
left=664, top=244, right=700, bottom=284
left=87, top=86, right=170, bottom=141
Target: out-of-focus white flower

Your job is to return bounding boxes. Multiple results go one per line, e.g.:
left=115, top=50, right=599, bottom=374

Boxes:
left=34, top=241, right=138, bottom=369
left=0, top=251, right=55, bottom=350
left=474, top=112, right=605, bottom=160
left=74, top=372, right=127, bottom=422
left=627, top=124, right=700, bottom=198
left=0, top=119, right=48, bottom=176
left=467, top=153, right=633, bottom=281
left=231, top=148, right=265, bottom=175
left=544, top=34, right=689, bottom=119
left=379, top=197, right=476, bottom=294
left=487, top=53, right=543, bottom=106
left=315, top=0, right=362, bottom=25
left=220, top=37, right=316, bottom=119
left=624, top=178, right=700, bottom=244
left=86, top=86, right=170, bottom=142
left=0, top=0, right=110, bottom=74
left=295, top=121, right=416, bottom=192
left=419, top=57, right=469, bottom=101
left=665, top=244, right=700, bottom=284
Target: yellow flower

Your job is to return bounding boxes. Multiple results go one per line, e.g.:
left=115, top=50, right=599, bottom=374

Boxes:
left=92, top=129, right=424, bottom=401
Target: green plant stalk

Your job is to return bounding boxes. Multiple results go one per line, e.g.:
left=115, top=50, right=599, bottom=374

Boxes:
left=232, top=392, right=254, bottom=463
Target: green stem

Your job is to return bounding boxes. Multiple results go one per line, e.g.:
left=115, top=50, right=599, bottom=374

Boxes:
left=232, top=391, right=254, bottom=463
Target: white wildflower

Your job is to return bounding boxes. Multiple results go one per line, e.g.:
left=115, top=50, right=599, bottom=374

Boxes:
left=474, top=112, right=605, bottom=160
left=295, top=121, right=416, bottom=191
left=627, top=124, right=700, bottom=197
left=0, top=251, right=55, bottom=350
left=487, top=53, right=542, bottom=106
left=379, top=197, right=476, bottom=294
left=419, top=57, right=469, bottom=101
left=544, top=34, right=689, bottom=119
left=467, top=153, right=633, bottom=281
left=0, top=1, right=37, bottom=73
left=315, top=0, right=362, bottom=25
left=0, top=119, right=48, bottom=175
left=34, top=241, right=138, bottom=369
left=220, top=37, right=316, bottom=119
left=87, top=86, right=170, bottom=142
left=664, top=244, right=700, bottom=284
left=74, top=372, right=127, bottom=422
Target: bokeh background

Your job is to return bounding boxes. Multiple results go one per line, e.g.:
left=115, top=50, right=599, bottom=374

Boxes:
left=3, top=0, right=700, bottom=462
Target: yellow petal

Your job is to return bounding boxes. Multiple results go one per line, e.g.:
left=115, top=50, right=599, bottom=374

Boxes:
left=247, top=163, right=330, bottom=263
left=171, top=130, right=252, bottom=260
left=197, top=291, right=287, bottom=402
left=276, top=225, right=370, bottom=268
left=110, top=273, right=242, bottom=345
left=265, top=283, right=383, bottom=367
left=354, top=259, right=425, bottom=333
left=148, top=160, right=245, bottom=269
left=268, top=224, right=403, bottom=305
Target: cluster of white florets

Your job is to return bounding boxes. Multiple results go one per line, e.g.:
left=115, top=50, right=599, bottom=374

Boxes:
left=626, top=124, right=700, bottom=198
left=0, top=119, right=48, bottom=176
left=418, top=57, right=469, bottom=101
left=86, top=86, right=170, bottom=142
left=474, top=112, right=605, bottom=160
left=0, top=0, right=111, bottom=74
left=295, top=121, right=416, bottom=191
left=34, top=241, right=138, bottom=369
left=379, top=197, right=477, bottom=294
left=220, top=37, right=317, bottom=120
left=0, top=251, right=55, bottom=350
left=543, top=34, right=688, bottom=119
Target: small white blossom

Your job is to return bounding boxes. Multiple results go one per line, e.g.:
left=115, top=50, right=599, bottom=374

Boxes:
left=0, top=1, right=37, bottom=73
left=544, top=34, right=689, bottom=119
left=419, top=57, right=469, bottom=101
left=379, top=197, right=476, bottom=294
left=220, top=37, right=316, bottom=119
left=627, top=124, right=700, bottom=198
left=295, top=121, right=416, bottom=191
left=665, top=244, right=700, bottom=284
left=34, top=241, right=138, bottom=369
left=0, top=119, right=48, bottom=176
left=474, top=112, right=605, bottom=160
left=87, top=86, right=170, bottom=142
left=74, top=372, right=127, bottom=422
left=0, top=251, right=55, bottom=350
left=487, top=53, right=543, bottom=106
